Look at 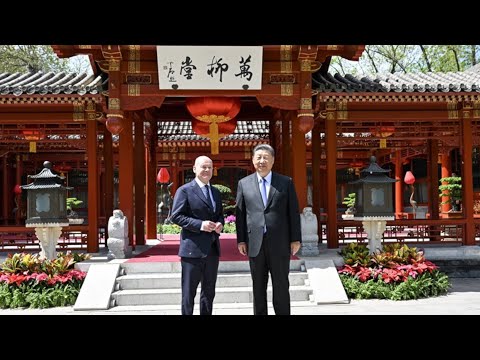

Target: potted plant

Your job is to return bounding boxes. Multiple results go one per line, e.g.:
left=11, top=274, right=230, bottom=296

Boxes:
left=66, top=197, right=84, bottom=224
left=342, top=192, right=356, bottom=220
left=439, top=174, right=462, bottom=213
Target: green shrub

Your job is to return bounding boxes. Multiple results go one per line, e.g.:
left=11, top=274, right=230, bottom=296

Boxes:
left=222, top=222, right=236, bottom=233
left=157, top=223, right=182, bottom=234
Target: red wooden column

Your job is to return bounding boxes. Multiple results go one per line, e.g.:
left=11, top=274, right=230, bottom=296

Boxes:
left=428, top=139, right=440, bottom=219
left=319, top=169, right=326, bottom=211
left=119, top=114, right=134, bottom=248
left=271, top=111, right=282, bottom=173
left=171, top=153, right=180, bottom=195
left=86, top=112, right=99, bottom=253
left=311, top=120, right=322, bottom=242
left=15, top=154, right=22, bottom=225
left=103, top=125, right=114, bottom=229
left=461, top=102, right=475, bottom=245
left=395, top=150, right=403, bottom=217
left=2, top=155, right=8, bottom=224
left=291, top=110, right=308, bottom=211
left=268, top=116, right=279, bottom=172
left=134, top=117, right=146, bottom=245
left=440, top=152, right=451, bottom=213
left=281, top=111, right=291, bottom=177
left=311, top=121, right=321, bottom=215
left=325, top=102, right=338, bottom=248
left=145, top=119, right=157, bottom=239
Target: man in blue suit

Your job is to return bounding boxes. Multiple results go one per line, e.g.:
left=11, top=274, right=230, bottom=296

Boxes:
left=170, top=155, right=224, bottom=315
left=236, top=144, right=302, bottom=315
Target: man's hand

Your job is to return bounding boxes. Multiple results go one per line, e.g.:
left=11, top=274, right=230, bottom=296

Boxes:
left=290, top=241, right=301, bottom=255
left=238, top=242, right=247, bottom=256
left=214, top=222, right=223, bottom=234
left=201, top=220, right=216, bottom=232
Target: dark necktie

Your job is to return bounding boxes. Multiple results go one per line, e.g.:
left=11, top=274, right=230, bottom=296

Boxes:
left=204, top=185, right=213, bottom=209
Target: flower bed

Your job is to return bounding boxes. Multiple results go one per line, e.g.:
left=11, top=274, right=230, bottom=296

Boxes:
left=0, top=252, right=89, bottom=309
left=338, top=243, right=450, bottom=300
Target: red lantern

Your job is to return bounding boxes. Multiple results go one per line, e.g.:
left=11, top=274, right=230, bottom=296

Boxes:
left=106, top=114, right=124, bottom=135
left=297, top=110, right=314, bottom=134
left=192, top=118, right=237, bottom=138
left=53, top=164, right=72, bottom=173
left=157, top=168, right=170, bottom=184
left=13, top=184, right=22, bottom=195
left=186, top=97, right=241, bottom=154
left=404, top=171, right=415, bottom=185
left=370, top=126, right=395, bottom=138
left=22, top=129, right=45, bottom=141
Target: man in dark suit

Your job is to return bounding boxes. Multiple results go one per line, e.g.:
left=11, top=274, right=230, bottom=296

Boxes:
left=235, top=144, right=302, bottom=315
left=170, top=155, right=224, bottom=315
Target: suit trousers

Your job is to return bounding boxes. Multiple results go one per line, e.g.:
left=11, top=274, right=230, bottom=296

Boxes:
left=180, top=240, right=219, bottom=315
left=248, top=234, right=291, bottom=315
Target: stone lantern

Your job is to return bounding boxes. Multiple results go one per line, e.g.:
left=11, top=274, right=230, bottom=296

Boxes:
left=21, top=161, right=71, bottom=259
left=351, top=156, right=397, bottom=254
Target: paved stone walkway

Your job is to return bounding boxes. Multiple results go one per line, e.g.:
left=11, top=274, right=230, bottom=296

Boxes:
left=0, top=278, right=479, bottom=315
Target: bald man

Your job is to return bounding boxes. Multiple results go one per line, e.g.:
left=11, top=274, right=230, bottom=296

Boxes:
left=170, top=156, right=224, bottom=315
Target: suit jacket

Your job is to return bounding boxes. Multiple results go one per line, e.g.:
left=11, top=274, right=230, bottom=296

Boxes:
left=170, top=180, right=224, bottom=258
left=235, top=172, right=302, bottom=257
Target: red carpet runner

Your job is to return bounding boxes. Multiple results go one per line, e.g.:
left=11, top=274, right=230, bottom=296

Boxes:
left=127, top=234, right=299, bottom=263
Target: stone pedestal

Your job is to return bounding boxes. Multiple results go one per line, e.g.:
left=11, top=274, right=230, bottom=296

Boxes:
left=354, top=216, right=393, bottom=254
left=299, top=207, right=319, bottom=256
left=107, top=209, right=131, bottom=259
left=34, top=226, right=63, bottom=260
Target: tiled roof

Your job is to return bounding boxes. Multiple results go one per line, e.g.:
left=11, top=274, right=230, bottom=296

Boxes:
left=313, top=66, right=480, bottom=93
left=158, top=120, right=269, bottom=141
left=0, top=71, right=106, bottom=96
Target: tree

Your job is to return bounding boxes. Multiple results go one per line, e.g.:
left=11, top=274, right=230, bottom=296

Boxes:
left=439, top=175, right=462, bottom=212
left=342, top=193, right=356, bottom=214
left=212, top=184, right=235, bottom=214
left=0, top=45, right=76, bottom=73
left=330, top=45, right=480, bottom=76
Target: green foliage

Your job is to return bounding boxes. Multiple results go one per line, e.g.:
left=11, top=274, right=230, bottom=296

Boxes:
left=222, top=222, right=236, bottom=233
left=0, top=280, right=83, bottom=309
left=342, top=193, right=356, bottom=214
left=0, top=251, right=89, bottom=309
left=340, top=242, right=371, bottom=267
left=371, top=243, right=424, bottom=267
left=1, top=251, right=90, bottom=275
left=340, top=271, right=450, bottom=301
left=0, top=45, right=70, bottom=73
left=338, top=243, right=451, bottom=300
left=342, top=193, right=356, bottom=208
left=330, top=45, right=480, bottom=76
left=212, top=184, right=235, bottom=213
left=66, top=197, right=83, bottom=212
left=439, top=176, right=462, bottom=206
left=157, top=222, right=236, bottom=234
left=157, top=223, right=182, bottom=234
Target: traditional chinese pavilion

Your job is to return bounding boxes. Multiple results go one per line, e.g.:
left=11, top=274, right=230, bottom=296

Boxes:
left=0, top=45, right=479, bottom=253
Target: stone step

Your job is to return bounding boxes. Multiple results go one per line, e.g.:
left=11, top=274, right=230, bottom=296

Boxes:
left=120, top=259, right=305, bottom=274
left=112, top=285, right=313, bottom=306
left=107, top=301, right=317, bottom=315
left=117, top=271, right=309, bottom=290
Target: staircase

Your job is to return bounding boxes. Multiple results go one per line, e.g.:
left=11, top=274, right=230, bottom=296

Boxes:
left=109, top=260, right=314, bottom=312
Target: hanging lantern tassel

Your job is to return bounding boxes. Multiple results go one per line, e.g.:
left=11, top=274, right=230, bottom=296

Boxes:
left=186, top=97, right=241, bottom=156
left=209, top=120, right=220, bottom=155
left=197, top=114, right=230, bottom=155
